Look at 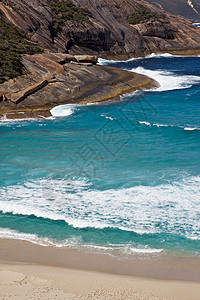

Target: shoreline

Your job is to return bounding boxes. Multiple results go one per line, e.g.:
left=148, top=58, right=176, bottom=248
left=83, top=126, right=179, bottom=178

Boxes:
left=0, top=238, right=200, bottom=282
left=1, top=50, right=199, bottom=120
left=1, top=239, right=200, bottom=300
left=0, top=53, right=200, bottom=299
left=0, top=65, right=157, bottom=120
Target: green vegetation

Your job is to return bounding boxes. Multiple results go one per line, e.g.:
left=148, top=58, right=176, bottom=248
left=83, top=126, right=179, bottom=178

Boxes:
left=128, top=8, right=164, bottom=25
left=49, top=0, right=90, bottom=36
left=0, top=19, right=43, bottom=84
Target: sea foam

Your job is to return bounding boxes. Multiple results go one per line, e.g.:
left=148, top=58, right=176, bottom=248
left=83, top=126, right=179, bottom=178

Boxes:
left=138, top=121, right=200, bottom=131
left=98, top=53, right=181, bottom=65
left=130, top=67, right=200, bottom=91
left=50, top=104, right=77, bottom=117
left=0, top=227, right=164, bottom=256
left=0, top=176, right=200, bottom=240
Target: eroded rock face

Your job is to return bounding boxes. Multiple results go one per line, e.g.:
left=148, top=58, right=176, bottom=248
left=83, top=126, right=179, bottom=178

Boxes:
left=0, top=52, right=156, bottom=118
left=0, top=53, right=96, bottom=106
left=134, top=21, right=177, bottom=39
left=0, top=0, right=54, bottom=50
left=0, top=0, right=200, bottom=58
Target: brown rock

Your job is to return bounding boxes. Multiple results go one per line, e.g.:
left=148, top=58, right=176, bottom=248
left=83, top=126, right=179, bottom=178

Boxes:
left=0, top=0, right=200, bottom=58
left=0, top=52, right=157, bottom=118
left=6, top=80, right=48, bottom=104
left=74, top=55, right=98, bottom=64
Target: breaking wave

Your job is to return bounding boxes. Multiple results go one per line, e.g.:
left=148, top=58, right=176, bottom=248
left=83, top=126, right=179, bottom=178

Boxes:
left=98, top=53, right=182, bottom=65
left=130, top=67, right=200, bottom=91
left=0, top=176, right=200, bottom=240
left=50, top=104, right=78, bottom=117
left=138, top=121, right=200, bottom=131
left=0, top=227, right=163, bottom=256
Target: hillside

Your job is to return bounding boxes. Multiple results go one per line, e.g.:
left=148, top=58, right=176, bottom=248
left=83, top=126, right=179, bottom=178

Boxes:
left=0, top=0, right=200, bottom=118
left=0, top=0, right=200, bottom=59
left=145, top=0, right=200, bottom=22
left=0, top=18, right=43, bottom=84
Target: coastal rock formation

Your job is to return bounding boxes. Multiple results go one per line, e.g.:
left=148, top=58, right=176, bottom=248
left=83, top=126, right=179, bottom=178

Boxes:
left=0, top=0, right=199, bottom=117
left=0, top=0, right=200, bottom=58
left=0, top=52, right=156, bottom=118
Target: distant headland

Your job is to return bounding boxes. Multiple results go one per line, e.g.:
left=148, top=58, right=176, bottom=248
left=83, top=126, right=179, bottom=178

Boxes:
left=0, top=0, right=200, bottom=118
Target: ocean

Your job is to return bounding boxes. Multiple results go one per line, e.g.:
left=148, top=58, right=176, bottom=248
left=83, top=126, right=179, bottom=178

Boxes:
left=0, top=53, right=200, bottom=258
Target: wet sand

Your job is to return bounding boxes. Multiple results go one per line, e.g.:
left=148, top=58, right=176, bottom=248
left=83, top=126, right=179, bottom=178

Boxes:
left=0, top=239, right=200, bottom=299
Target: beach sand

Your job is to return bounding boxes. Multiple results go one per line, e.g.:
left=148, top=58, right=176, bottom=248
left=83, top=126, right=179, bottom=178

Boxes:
left=1, top=263, right=200, bottom=300
left=0, top=239, right=200, bottom=299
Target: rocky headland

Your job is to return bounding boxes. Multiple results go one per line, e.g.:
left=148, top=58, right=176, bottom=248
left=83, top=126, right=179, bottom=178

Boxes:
left=0, top=52, right=157, bottom=118
left=0, top=0, right=200, bottom=118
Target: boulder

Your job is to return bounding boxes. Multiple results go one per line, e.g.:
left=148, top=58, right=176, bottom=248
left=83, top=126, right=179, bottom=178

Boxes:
left=74, top=55, right=98, bottom=64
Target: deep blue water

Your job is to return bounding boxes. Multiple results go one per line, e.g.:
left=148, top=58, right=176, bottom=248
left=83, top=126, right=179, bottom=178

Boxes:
left=0, top=54, right=200, bottom=257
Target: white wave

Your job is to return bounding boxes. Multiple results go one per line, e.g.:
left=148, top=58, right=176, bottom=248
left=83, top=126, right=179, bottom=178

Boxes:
left=0, top=227, right=163, bottom=256
left=121, top=246, right=163, bottom=255
left=153, top=123, right=169, bottom=128
left=0, top=227, right=86, bottom=248
left=0, top=116, right=39, bottom=125
left=101, top=114, right=115, bottom=120
left=0, top=227, right=57, bottom=247
left=50, top=104, right=76, bottom=117
left=184, top=127, right=200, bottom=131
left=82, top=243, right=163, bottom=257
left=188, top=0, right=199, bottom=15
left=0, top=114, right=56, bottom=126
left=138, top=121, right=151, bottom=126
left=186, top=234, right=200, bottom=241
left=0, top=106, right=75, bottom=124
left=130, top=67, right=200, bottom=91
left=138, top=121, right=200, bottom=131
left=194, top=23, right=200, bottom=27
left=148, top=53, right=175, bottom=58
left=0, top=176, right=200, bottom=240
left=98, top=53, right=182, bottom=65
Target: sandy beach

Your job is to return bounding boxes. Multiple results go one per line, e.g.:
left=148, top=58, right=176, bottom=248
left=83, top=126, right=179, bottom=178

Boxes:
left=0, top=239, right=200, bottom=299
left=1, top=263, right=200, bottom=300
left=1, top=1, right=200, bottom=299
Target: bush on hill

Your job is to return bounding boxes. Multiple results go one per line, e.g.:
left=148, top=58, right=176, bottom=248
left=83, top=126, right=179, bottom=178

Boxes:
left=128, top=8, right=164, bottom=25
left=49, top=0, right=90, bottom=36
left=0, top=19, right=43, bottom=84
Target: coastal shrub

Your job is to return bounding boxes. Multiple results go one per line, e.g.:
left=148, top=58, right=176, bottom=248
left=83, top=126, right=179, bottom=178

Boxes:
left=49, top=0, right=90, bottom=36
left=128, top=8, right=164, bottom=25
left=0, top=19, right=43, bottom=84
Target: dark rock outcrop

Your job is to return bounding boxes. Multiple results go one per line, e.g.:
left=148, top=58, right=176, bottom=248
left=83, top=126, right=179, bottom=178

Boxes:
left=0, top=0, right=200, bottom=58
left=0, top=52, right=157, bottom=118
left=0, top=0, right=199, bottom=118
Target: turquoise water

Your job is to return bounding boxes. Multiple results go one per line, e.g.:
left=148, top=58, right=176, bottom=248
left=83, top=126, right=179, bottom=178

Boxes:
left=0, top=54, right=200, bottom=257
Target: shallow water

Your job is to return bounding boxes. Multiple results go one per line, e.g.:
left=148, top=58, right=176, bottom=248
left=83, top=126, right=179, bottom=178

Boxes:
left=0, top=54, right=200, bottom=257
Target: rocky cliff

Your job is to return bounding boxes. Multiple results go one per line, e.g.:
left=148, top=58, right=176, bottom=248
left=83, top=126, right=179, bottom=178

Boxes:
left=0, top=0, right=200, bottom=58
left=0, top=0, right=200, bottom=118
left=0, top=53, right=157, bottom=118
